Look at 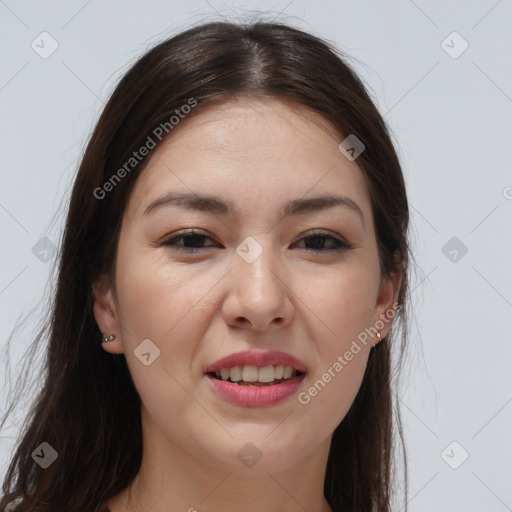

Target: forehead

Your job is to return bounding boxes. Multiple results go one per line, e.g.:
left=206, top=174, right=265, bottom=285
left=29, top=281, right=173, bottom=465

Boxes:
left=125, top=98, right=372, bottom=223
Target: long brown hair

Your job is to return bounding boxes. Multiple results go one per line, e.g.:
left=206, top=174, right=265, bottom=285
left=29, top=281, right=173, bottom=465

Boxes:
left=1, top=20, right=411, bottom=512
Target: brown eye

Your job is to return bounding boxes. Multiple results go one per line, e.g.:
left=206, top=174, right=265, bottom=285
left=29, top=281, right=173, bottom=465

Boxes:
left=293, top=232, right=353, bottom=254
left=160, top=230, right=219, bottom=253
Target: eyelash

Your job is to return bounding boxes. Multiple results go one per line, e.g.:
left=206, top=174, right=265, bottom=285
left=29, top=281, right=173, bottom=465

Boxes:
left=159, top=229, right=353, bottom=254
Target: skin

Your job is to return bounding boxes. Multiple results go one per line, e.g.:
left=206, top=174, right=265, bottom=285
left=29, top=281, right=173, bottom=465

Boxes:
left=93, top=97, right=402, bottom=512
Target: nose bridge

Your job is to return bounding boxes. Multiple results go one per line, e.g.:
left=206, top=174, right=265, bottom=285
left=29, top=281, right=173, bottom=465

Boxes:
left=223, top=234, right=293, bottom=330
left=235, top=234, right=282, bottom=298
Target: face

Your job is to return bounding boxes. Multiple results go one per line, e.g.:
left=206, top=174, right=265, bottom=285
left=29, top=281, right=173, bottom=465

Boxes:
left=93, top=98, right=401, bottom=474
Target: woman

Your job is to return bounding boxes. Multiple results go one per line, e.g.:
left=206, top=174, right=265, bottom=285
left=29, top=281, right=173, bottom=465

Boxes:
left=1, top=19, right=411, bottom=512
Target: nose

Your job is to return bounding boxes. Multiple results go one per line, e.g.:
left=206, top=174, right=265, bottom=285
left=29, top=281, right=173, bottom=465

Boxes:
left=221, top=242, right=295, bottom=332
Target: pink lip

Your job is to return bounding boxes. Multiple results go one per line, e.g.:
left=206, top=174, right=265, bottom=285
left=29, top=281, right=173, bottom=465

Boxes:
left=204, top=349, right=307, bottom=407
left=205, top=373, right=306, bottom=407
left=204, top=349, right=307, bottom=373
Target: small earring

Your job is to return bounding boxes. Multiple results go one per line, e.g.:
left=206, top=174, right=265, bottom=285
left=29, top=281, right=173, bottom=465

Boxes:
left=102, top=333, right=116, bottom=343
left=371, top=331, right=381, bottom=351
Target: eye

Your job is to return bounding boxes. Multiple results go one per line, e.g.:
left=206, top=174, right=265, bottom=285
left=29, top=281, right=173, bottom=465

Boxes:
left=159, top=230, right=219, bottom=253
left=293, top=231, right=353, bottom=254
left=158, top=229, right=353, bottom=255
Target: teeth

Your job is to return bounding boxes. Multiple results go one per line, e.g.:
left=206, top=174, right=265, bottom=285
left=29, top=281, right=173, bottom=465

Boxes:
left=242, top=365, right=259, bottom=382
left=215, top=364, right=300, bottom=383
left=258, top=365, right=275, bottom=383
left=230, top=365, right=242, bottom=382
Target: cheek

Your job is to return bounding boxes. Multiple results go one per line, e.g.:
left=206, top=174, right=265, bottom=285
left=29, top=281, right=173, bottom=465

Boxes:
left=300, top=348, right=370, bottom=440
left=112, top=261, right=205, bottom=411
left=294, top=265, right=377, bottom=417
left=114, top=253, right=224, bottom=382
left=301, top=264, right=378, bottom=349
left=115, top=252, right=203, bottom=338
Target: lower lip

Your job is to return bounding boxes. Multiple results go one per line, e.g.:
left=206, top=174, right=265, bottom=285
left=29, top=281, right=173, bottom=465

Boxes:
left=205, top=373, right=306, bottom=407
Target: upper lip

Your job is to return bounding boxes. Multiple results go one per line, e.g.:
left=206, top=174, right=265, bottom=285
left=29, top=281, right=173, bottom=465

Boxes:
left=204, top=349, right=307, bottom=374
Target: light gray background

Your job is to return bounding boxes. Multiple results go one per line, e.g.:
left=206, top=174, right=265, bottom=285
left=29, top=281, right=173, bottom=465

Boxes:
left=1, top=1, right=511, bottom=510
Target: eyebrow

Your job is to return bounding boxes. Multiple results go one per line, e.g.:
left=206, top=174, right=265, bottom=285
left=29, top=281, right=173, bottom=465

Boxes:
left=143, top=191, right=365, bottom=228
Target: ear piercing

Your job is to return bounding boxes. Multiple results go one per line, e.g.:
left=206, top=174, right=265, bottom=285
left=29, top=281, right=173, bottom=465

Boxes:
left=100, top=331, right=383, bottom=344
left=370, top=331, right=382, bottom=351
left=102, top=334, right=116, bottom=343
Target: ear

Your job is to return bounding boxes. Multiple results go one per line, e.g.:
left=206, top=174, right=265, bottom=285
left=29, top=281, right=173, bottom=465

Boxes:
left=92, top=273, right=124, bottom=354
left=372, top=265, right=403, bottom=346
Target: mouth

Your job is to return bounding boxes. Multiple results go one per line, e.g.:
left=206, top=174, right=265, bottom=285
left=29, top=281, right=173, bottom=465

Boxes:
left=204, top=350, right=307, bottom=406
left=206, top=365, right=306, bottom=387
